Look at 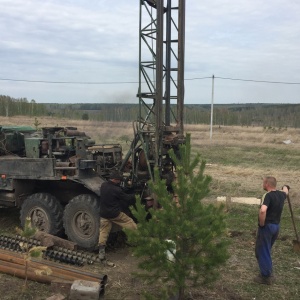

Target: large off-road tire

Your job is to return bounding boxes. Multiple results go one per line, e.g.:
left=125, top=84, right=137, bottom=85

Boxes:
left=63, top=194, right=100, bottom=250
left=20, top=193, right=64, bottom=236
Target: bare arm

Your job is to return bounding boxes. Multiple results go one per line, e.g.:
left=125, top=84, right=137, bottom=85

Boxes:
left=259, top=204, right=267, bottom=227
left=282, top=185, right=289, bottom=195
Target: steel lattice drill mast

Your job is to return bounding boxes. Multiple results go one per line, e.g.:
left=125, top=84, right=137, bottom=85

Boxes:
left=139, top=0, right=185, bottom=129
left=122, top=0, right=185, bottom=189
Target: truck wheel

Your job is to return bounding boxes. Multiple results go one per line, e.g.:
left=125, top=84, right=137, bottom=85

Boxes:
left=63, top=194, right=100, bottom=250
left=20, top=193, right=64, bottom=236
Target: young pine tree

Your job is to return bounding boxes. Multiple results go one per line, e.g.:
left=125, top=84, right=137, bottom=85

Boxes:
left=16, top=218, right=48, bottom=289
left=126, top=134, right=229, bottom=299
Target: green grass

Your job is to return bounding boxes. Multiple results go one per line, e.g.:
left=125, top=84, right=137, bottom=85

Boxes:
left=194, top=145, right=300, bottom=170
left=209, top=179, right=262, bottom=198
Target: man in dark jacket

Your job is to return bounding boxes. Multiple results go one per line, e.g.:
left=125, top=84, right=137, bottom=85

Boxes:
left=254, top=176, right=289, bottom=285
left=98, top=171, right=137, bottom=265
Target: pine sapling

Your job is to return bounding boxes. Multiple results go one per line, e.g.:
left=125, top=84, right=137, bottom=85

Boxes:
left=16, top=217, right=48, bottom=289
left=126, top=133, right=229, bottom=299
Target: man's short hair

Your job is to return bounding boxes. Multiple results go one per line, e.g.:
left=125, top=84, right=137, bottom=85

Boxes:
left=264, top=176, right=277, bottom=188
left=109, top=171, right=123, bottom=180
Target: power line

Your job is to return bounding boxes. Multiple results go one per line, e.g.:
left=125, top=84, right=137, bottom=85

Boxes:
left=0, top=75, right=300, bottom=85
left=185, top=76, right=212, bottom=81
left=0, top=78, right=138, bottom=84
left=214, top=76, right=300, bottom=85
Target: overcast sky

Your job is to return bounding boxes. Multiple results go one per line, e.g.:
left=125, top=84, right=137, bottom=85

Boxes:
left=0, top=0, right=300, bottom=104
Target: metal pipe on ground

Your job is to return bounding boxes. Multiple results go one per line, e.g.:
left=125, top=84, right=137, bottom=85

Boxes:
left=0, top=260, right=106, bottom=296
left=0, top=260, right=106, bottom=298
left=0, top=258, right=90, bottom=283
left=32, top=258, right=107, bottom=283
left=0, top=260, right=63, bottom=284
left=0, top=249, right=107, bottom=284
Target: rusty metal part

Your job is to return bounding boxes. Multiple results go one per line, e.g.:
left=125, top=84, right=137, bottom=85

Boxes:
left=0, top=259, right=59, bottom=284
left=137, top=150, right=148, bottom=171
left=65, top=129, right=86, bottom=137
left=55, top=162, right=71, bottom=168
left=41, top=140, right=49, bottom=154
left=33, top=231, right=77, bottom=250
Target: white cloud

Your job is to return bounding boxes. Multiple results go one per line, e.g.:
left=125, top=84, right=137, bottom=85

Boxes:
left=186, top=0, right=300, bottom=101
left=0, top=0, right=299, bottom=103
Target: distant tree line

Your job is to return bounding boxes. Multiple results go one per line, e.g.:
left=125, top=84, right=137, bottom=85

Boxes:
left=0, top=95, right=47, bottom=117
left=45, top=103, right=300, bottom=128
left=2, top=95, right=300, bottom=128
left=45, top=103, right=140, bottom=122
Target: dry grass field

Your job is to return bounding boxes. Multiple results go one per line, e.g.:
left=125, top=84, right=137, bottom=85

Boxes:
left=2, top=116, right=299, bottom=201
left=187, top=124, right=300, bottom=202
left=0, top=116, right=300, bottom=299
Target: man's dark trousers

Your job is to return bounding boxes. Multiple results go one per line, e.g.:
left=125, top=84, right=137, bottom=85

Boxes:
left=255, top=223, right=279, bottom=277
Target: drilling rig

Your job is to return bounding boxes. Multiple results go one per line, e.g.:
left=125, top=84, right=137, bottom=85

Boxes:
left=0, top=0, right=186, bottom=250
left=121, top=0, right=186, bottom=197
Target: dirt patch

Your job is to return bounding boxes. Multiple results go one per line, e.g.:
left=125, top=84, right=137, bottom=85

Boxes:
left=0, top=276, right=52, bottom=300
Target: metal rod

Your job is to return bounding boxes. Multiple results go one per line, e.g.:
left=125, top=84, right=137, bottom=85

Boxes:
left=177, top=0, right=185, bottom=134
left=139, top=0, right=143, bottom=130
left=165, top=0, right=172, bottom=126
left=155, top=0, right=164, bottom=167
left=287, top=194, right=300, bottom=242
left=54, top=167, right=77, bottom=170
left=0, top=260, right=58, bottom=284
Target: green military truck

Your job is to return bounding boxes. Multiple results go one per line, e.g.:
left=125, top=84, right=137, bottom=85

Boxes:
left=0, top=125, right=122, bottom=250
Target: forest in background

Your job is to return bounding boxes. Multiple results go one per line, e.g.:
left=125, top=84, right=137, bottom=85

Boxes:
left=1, top=94, right=300, bottom=128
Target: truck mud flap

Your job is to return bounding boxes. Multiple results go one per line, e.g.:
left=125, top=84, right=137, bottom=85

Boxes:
left=73, top=176, right=105, bottom=196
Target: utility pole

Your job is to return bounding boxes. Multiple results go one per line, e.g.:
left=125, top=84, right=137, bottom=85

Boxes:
left=210, top=74, right=215, bottom=140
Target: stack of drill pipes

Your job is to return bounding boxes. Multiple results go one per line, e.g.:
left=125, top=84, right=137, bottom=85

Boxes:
left=0, top=250, right=105, bottom=282
left=0, top=249, right=107, bottom=284
left=0, top=260, right=60, bottom=284
left=0, top=259, right=107, bottom=296
left=31, top=258, right=107, bottom=284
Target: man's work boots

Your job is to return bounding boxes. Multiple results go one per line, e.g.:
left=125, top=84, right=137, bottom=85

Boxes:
left=253, top=275, right=272, bottom=285
left=99, top=245, right=106, bottom=260
left=98, top=245, right=116, bottom=268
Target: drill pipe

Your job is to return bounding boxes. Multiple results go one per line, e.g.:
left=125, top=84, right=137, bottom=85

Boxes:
left=0, top=260, right=106, bottom=297
left=0, top=249, right=107, bottom=284
left=32, top=257, right=107, bottom=283
left=0, top=259, right=67, bottom=284
left=0, top=258, right=107, bottom=289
